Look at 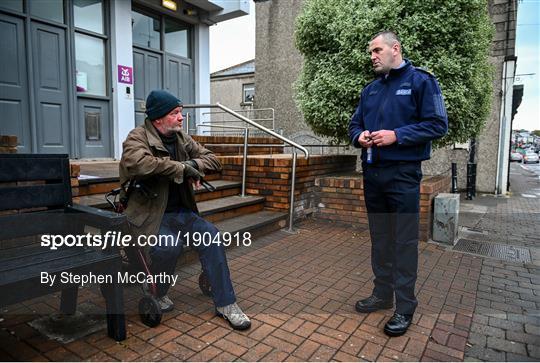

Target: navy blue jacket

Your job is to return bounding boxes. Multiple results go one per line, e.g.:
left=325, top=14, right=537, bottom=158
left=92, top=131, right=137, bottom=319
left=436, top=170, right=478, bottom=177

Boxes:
left=348, top=60, right=448, bottom=163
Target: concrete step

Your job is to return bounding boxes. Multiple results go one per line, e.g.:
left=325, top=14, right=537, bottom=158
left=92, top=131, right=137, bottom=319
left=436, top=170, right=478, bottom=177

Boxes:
left=214, top=209, right=287, bottom=237
left=73, top=160, right=222, bottom=197
left=199, top=195, right=265, bottom=223
left=178, top=210, right=288, bottom=265
left=77, top=179, right=120, bottom=196
left=76, top=161, right=120, bottom=179
left=74, top=192, right=265, bottom=224
left=75, top=173, right=223, bottom=197
left=194, top=180, right=241, bottom=202
left=73, top=179, right=243, bottom=209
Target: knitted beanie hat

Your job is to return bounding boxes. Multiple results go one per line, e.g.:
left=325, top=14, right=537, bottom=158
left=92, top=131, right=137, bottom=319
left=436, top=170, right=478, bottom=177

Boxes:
left=145, top=90, right=182, bottom=120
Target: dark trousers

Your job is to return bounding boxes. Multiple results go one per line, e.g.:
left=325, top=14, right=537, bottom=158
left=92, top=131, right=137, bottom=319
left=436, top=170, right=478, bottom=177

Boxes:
left=362, top=161, right=422, bottom=315
left=149, top=208, right=236, bottom=308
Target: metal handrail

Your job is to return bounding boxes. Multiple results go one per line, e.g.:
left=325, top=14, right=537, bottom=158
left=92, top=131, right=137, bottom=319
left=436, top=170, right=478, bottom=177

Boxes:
left=183, top=103, right=309, bottom=232
left=203, top=107, right=275, bottom=131
left=204, top=118, right=273, bottom=123
left=198, top=123, right=249, bottom=197
left=185, top=103, right=309, bottom=157
left=202, top=143, right=285, bottom=147
left=200, top=143, right=349, bottom=148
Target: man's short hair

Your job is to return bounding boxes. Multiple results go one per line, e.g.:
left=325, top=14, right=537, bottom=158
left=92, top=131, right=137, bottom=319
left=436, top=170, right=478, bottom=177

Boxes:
left=370, top=30, right=401, bottom=48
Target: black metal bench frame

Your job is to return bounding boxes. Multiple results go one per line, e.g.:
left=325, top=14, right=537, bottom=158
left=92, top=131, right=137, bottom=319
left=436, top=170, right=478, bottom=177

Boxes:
left=0, top=154, right=127, bottom=341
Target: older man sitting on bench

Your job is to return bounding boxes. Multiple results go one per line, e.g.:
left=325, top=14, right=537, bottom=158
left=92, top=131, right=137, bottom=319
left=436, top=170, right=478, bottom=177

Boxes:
left=119, top=89, right=251, bottom=330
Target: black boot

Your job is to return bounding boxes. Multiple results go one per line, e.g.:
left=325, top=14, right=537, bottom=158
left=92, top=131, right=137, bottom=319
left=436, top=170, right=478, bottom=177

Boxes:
left=384, top=313, right=413, bottom=337
left=355, top=295, right=393, bottom=313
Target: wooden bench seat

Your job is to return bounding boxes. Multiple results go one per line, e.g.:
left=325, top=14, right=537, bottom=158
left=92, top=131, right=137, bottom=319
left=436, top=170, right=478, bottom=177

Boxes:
left=0, top=154, right=127, bottom=341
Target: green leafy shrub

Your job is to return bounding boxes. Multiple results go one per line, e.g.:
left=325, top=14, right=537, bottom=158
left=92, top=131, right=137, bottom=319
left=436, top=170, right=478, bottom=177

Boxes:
left=295, top=0, right=494, bottom=146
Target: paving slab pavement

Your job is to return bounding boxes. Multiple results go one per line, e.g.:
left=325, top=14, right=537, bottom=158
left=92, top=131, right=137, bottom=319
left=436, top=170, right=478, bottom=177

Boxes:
left=0, top=163, right=538, bottom=361
left=456, top=162, right=540, bottom=361
left=0, top=217, right=536, bottom=361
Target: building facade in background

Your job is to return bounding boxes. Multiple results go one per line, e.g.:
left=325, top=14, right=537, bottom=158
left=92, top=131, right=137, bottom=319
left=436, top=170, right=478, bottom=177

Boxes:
left=0, top=0, right=248, bottom=159
left=254, top=0, right=519, bottom=194
left=209, top=59, right=275, bottom=136
left=210, top=59, right=255, bottom=110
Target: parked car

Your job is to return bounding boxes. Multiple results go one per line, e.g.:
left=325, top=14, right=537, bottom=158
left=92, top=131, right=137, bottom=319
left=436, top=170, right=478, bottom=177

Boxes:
left=510, top=152, right=523, bottom=162
left=523, top=152, right=539, bottom=164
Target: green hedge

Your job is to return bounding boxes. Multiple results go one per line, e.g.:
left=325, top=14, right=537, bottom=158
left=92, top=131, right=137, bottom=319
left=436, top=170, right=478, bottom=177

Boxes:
left=294, top=0, right=494, bottom=146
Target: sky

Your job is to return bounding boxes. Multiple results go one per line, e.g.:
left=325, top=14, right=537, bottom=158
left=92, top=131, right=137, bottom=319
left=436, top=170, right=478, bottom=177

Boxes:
left=209, top=1, right=539, bottom=131
left=209, top=1, right=255, bottom=73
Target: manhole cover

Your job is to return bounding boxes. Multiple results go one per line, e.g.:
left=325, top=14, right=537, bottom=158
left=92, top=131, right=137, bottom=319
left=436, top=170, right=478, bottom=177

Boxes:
left=453, top=239, right=532, bottom=263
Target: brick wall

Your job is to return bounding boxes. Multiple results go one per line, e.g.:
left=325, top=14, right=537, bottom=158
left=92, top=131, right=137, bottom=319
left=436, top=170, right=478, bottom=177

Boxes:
left=70, top=163, right=80, bottom=197
left=194, top=135, right=280, bottom=145
left=0, top=135, right=17, bottom=154
left=193, top=135, right=284, bottom=155
left=218, top=154, right=357, bottom=216
left=314, top=174, right=451, bottom=241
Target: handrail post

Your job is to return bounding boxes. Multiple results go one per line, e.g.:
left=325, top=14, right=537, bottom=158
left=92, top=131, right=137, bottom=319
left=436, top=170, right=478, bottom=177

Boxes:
left=287, top=151, right=298, bottom=232
left=215, top=103, right=309, bottom=159
left=241, top=128, right=249, bottom=197
left=182, top=103, right=309, bottom=233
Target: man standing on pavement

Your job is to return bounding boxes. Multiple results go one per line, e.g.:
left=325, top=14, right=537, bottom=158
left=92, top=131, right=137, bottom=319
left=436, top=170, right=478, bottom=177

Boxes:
left=349, top=31, right=448, bottom=336
left=119, top=89, right=251, bottom=330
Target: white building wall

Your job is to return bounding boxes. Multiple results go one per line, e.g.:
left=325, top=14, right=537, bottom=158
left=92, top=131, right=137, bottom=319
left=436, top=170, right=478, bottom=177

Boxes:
left=110, top=0, right=135, bottom=159
left=109, top=2, right=247, bottom=156
left=194, top=24, right=211, bottom=134
left=495, top=58, right=516, bottom=194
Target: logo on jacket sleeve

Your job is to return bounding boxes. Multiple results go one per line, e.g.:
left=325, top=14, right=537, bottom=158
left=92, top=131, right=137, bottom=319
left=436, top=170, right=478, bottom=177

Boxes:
left=395, top=89, right=412, bottom=96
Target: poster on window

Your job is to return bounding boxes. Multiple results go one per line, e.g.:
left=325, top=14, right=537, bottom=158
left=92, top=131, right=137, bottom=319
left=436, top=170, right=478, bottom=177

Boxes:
left=76, top=71, right=87, bottom=92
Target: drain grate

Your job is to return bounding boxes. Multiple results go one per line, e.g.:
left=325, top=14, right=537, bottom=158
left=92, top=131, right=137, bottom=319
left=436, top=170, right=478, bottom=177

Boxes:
left=453, top=239, right=532, bottom=263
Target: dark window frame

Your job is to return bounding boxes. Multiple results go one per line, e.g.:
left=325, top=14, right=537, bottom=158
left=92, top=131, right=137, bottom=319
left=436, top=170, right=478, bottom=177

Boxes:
left=132, top=5, right=193, bottom=60
left=242, top=83, right=255, bottom=104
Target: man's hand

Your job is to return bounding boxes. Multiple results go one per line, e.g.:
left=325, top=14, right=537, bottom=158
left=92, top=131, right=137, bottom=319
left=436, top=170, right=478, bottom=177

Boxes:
left=192, top=179, right=201, bottom=189
left=183, top=159, right=199, bottom=170
left=181, top=162, right=202, bottom=187
left=358, top=130, right=373, bottom=148
left=371, top=130, right=397, bottom=146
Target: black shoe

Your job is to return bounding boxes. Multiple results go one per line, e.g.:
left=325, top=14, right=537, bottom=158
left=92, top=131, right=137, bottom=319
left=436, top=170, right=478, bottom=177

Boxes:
left=384, top=313, right=413, bottom=337
left=355, top=295, right=393, bottom=313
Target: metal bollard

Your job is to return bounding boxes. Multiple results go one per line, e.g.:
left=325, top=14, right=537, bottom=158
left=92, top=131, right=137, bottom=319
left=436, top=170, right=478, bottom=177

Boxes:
left=451, top=162, right=458, bottom=193
left=471, top=163, right=477, bottom=198
left=466, top=162, right=476, bottom=200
